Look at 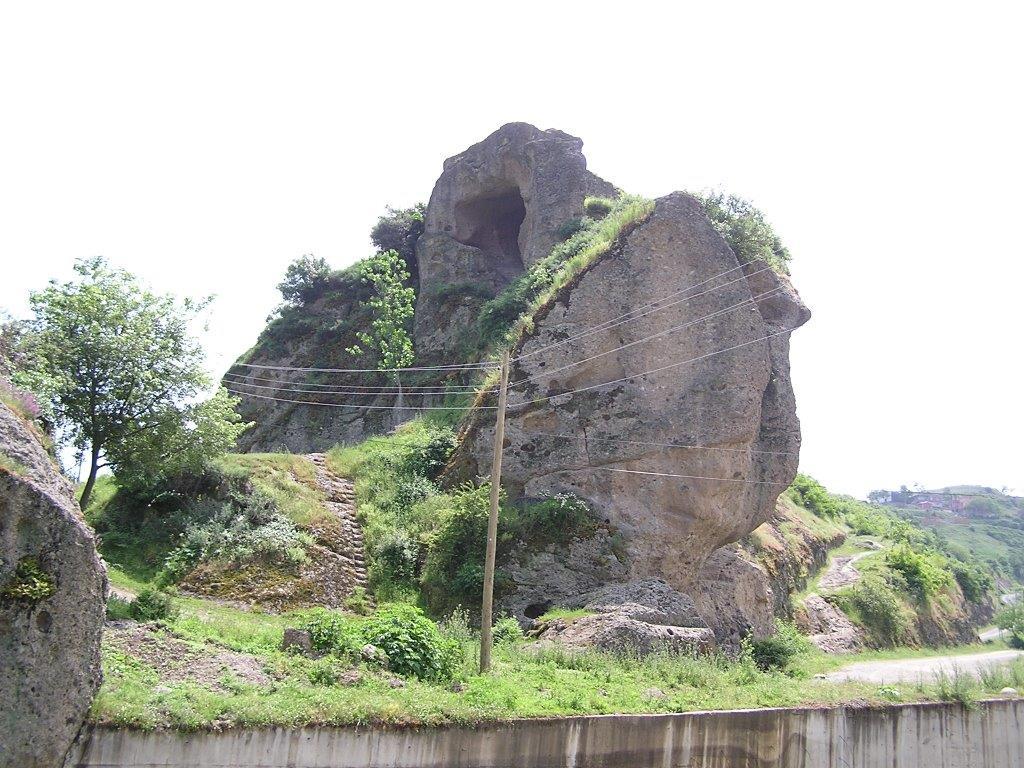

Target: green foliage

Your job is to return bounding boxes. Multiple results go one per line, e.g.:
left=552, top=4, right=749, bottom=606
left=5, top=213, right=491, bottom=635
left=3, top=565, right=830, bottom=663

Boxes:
left=0, top=557, right=55, bottom=603
left=298, top=607, right=364, bottom=657
left=346, top=249, right=416, bottom=372
left=21, top=256, right=249, bottom=508
left=492, top=616, right=524, bottom=645
left=370, top=204, right=426, bottom=277
left=276, top=254, right=332, bottom=308
left=949, top=559, right=993, bottom=604
left=696, top=191, right=791, bottom=274
left=582, top=196, right=614, bottom=218
left=884, top=544, right=952, bottom=602
left=105, top=595, right=134, bottom=621
left=996, top=602, right=1024, bottom=649
left=130, top=588, right=179, bottom=622
left=344, top=586, right=373, bottom=616
left=748, top=620, right=811, bottom=671
left=0, top=450, right=30, bottom=477
left=787, top=474, right=839, bottom=518
left=833, top=575, right=911, bottom=647
left=361, top=603, right=461, bottom=681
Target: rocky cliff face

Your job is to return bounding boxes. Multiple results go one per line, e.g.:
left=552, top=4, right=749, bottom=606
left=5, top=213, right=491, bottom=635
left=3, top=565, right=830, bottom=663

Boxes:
left=450, top=191, right=808, bottom=634
left=227, top=123, right=810, bottom=640
left=0, top=403, right=106, bottom=768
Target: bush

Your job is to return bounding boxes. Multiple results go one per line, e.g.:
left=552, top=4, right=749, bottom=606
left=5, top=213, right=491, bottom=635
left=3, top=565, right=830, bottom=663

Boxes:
left=996, top=603, right=1024, bottom=649
left=696, top=191, right=791, bottom=274
left=360, top=604, right=460, bottom=681
left=493, top=616, right=524, bottom=646
left=307, top=658, right=339, bottom=686
left=787, top=474, right=839, bottom=518
left=298, top=608, right=363, bottom=658
left=343, top=586, right=372, bottom=616
left=748, top=620, right=810, bottom=671
left=0, top=557, right=55, bottom=603
left=131, top=588, right=178, bottom=622
left=884, top=544, right=951, bottom=601
left=834, top=575, right=909, bottom=647
left=370, top=204, right=426, bottom=276
left=105, top=595, right=134, bottom=621
left=277, top=254, right=332, bottom=308
left=950, top=559, right=993, bottom=604
left=583, top=196, right=614, bottom=218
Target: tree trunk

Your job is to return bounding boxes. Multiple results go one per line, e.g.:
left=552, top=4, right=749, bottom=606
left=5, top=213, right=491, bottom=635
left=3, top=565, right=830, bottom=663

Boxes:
left=78, top=445, right=101, bottom=511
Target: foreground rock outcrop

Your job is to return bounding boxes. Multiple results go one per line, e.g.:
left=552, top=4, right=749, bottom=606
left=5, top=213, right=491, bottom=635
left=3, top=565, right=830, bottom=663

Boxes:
left=0, top=403, right=106, bottom=768
left=452, top=190, right=809, bottom=637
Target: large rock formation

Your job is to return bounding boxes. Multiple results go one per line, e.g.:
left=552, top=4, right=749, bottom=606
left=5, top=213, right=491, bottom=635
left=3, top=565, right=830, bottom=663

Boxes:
left=0, top=403, right=106, bottom=768
left=415, top=123, right=615, bottom=357
left=452, top=190, right=809, bottom=635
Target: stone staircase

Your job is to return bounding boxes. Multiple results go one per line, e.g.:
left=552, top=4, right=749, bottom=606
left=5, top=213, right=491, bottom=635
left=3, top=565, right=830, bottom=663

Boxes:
left=306, top=453, right=368, bottom=594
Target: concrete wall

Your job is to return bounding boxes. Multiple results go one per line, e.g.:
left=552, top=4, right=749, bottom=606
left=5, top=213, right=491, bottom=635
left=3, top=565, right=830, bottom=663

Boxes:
left=69, top=699, right=1024, bottom=768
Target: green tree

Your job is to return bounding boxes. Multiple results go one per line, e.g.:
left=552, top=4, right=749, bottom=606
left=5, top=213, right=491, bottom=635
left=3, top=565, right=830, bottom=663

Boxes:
left=346, top=249, right=415, bottom=372
left=697, top=191, right=791, bottom=274
left=23, top=256, right=249, bottom=508
left=370, top=204, right=425, bottom=279
left=276, top=254, right=332, bottom=308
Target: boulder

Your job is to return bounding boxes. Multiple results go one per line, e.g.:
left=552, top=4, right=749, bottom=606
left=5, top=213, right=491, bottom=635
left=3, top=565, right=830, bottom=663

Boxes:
left=798, top=594, right=864, bottom=654
left=454, top=191, right=809, bottom=627
left=414, top=122, right=615, bottom=357
left=0, top=403, right=106, bottom=768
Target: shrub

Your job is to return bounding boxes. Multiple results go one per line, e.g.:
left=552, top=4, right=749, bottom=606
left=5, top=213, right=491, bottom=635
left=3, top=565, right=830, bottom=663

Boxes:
left=370, top=204, right=426, bottom=276
left=130, top=587, right=178, bottom=622
left=105, top=595, right=134, bottom=621
left=950, top=559, right=993, bottom=604
left=307, top=658, right=338, bottom=686
left=493, top=616, right=524, bottom=646
left=996, top=603, right=1024, bottom=649
left=834, top=575, right=909, bottom=647
left=748, top=621, right=810, bottom=671
left=0, top=557, right=55, bottom=603
left=343, top=586, right=372, bottom=616
left=515, top=493, right=597, bottom=548
left=360, top=603, right=460, bottom=681
left=787, top=474, right=839, bottom=518
left=298, top=608, right=363, bottom=658
left=276, top=254, right=333, bottom=308
left=583, top=196, right=614, bottom=218
left=884, top=544, right=951, bottom=601
left=696, top=191, right=791, bottom=274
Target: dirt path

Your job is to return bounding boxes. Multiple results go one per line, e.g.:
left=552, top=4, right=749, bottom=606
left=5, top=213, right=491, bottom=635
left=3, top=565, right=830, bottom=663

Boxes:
left=816, top=551, right=872, bottom=591
left=824, top=649, right=1024, bottom=684
left=306, top=453, right=369, bottom=593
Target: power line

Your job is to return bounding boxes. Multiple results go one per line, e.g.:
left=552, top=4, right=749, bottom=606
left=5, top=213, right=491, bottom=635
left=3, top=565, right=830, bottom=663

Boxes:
left=225, top=388, right=496, bottom=411
left=225, top=372, right=495, bottom=397
left=592, top=466, right=789, bottom=486
left=513, top=262, right=772, bottom=362
left=510, top=286, right=783, bottom=387
left=507, top=326, right=795, bottom=409
left=524, top=431, right=798, bottom=457
left=237, top=360, right=496, bottom=374
left=222, top=371, right=490, bottom=392
left=226, top=380, right=496, bottom=397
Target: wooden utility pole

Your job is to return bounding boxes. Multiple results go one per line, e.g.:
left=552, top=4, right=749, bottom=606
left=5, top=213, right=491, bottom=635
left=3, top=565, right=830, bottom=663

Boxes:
left=479, top=350, right=510, bottom=673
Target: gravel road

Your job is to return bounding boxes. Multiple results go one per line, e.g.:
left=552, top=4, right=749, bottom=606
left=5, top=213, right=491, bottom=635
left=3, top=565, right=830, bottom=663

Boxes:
left=825, top=649, right=1024, bottom=684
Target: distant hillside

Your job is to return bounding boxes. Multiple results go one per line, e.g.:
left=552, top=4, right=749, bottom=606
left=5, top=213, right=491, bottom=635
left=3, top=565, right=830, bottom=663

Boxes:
left=873, top=486, right=1024, bottom=584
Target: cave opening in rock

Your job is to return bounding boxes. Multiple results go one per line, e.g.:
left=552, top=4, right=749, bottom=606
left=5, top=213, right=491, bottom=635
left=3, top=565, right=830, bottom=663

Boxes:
left=523, top=600, right=552, bottom=620
left=453, top=185, right=527, bottom=284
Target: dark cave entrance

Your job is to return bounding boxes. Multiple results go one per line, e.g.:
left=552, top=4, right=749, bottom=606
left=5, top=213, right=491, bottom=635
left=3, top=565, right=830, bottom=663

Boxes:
left=453, top=185, right=527, bottom=284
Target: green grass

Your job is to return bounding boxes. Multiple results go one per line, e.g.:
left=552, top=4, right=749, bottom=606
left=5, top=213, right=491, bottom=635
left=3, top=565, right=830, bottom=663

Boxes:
left=214, top=454, right=325, bottom=526
left=536, top=608, right=595, bottom=623
left=90, top=590, right=1024, bottom=730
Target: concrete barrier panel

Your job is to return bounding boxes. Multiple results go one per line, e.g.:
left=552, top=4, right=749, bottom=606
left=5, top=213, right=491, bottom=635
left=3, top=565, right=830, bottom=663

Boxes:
left=68, top=699, right=1024, bottom=768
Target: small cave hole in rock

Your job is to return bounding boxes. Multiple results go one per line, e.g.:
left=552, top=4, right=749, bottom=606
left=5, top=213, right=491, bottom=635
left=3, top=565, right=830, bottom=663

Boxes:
left=453, top=186, right=527, bottom=284
left=524, top=600, right=552, bottom=620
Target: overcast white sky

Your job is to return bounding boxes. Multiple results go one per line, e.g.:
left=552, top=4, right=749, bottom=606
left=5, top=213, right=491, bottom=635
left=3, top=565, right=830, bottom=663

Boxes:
left=1, top=2, right=1021, bottom=498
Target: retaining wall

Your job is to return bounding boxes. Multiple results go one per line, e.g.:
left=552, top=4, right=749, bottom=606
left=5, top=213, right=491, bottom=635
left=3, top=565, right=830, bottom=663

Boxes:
left=69, top=698, right=1024, bottom=768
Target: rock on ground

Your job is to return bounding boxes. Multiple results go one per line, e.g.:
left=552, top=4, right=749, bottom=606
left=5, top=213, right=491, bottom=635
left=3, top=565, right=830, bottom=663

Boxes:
left=0, top=403, right=106, bottom=768
left=533, top=578, right=715, bottom=656
left=798, top=594, right=864, bottom=654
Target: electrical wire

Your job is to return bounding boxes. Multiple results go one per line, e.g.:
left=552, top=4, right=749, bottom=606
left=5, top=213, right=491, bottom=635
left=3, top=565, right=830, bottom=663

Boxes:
left=237, top=360, right=496, bottom=373
left=225, top=387, right=495, bottom=411
left=507, top=326, right=795, bottom=409
left=226, top=380, right=496, bottom=397
left=509, top=286, right=783, bottom=387
left=222, top=371, right=490, bottom=392
left=512, top=262, right=773, bottom=361
left=591, top=466, right=789, bottom=486
left=524, top=431, right=798, bottom=457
